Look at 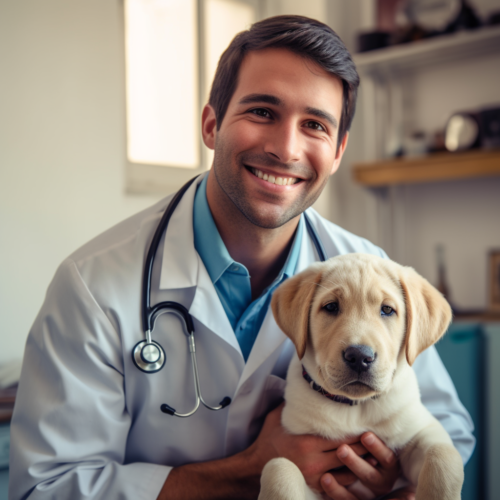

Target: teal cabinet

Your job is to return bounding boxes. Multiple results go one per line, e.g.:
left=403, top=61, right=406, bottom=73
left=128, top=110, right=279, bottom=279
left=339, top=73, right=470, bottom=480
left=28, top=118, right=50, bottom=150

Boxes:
left=435, top=322, right=487, bottom=500
left=0, top=423, right=9, bottom=500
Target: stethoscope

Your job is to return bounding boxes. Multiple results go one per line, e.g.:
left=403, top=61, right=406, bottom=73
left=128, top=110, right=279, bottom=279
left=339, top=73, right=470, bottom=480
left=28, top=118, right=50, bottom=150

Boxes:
left=132, top=174, right=327, bottom=418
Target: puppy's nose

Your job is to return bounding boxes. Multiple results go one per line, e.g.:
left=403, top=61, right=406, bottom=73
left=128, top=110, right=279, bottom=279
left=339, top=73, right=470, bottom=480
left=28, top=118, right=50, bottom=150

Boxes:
left=343, top=345, right=376, bottom=373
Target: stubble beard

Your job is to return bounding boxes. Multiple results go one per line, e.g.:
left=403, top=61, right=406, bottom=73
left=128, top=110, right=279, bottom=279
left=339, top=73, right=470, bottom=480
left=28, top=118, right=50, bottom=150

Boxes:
left=212, top=137, right=328, bottom=230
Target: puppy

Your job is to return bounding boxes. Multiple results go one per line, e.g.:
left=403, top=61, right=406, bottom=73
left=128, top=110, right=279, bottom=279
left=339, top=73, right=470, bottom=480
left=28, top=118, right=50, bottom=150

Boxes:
left=258, top=253, right=464, bottom=500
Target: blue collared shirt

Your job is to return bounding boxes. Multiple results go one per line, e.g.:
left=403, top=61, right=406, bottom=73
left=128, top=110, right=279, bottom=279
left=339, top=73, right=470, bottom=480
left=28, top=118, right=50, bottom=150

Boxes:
left=193, top=175, right=303, bottom=361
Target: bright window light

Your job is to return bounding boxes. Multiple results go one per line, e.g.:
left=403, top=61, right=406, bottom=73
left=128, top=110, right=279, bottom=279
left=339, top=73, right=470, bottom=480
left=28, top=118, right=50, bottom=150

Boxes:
left=204, top=0, right=255, bottom=102
left=204, top=0, right=255, bottom=168
left=125, top=0, right=199, bottom=168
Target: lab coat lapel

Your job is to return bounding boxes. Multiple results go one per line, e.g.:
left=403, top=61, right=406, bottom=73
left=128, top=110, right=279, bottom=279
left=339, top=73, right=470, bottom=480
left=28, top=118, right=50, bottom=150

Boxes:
left=158, top=174, right=241, bottom=354
left=159, top=177, right=200, bottom=290
left=236, top=307, right=286, bottom=391
left=189, top=263, right=242, bottom=354
left=235, top=216, right=322, bottom=389
left=296, top=212, right=323, bottom=272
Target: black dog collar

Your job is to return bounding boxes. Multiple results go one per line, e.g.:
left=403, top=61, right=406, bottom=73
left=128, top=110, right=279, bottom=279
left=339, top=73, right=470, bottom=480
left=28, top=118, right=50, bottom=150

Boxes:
left=302, top=366, right=358, bottom=406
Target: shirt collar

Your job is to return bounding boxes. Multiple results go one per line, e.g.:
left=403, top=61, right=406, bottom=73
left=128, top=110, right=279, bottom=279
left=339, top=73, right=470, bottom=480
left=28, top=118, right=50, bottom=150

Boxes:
left=193, top=175, right=235, bottom=284
left=193, top=175, right=304, bottom=288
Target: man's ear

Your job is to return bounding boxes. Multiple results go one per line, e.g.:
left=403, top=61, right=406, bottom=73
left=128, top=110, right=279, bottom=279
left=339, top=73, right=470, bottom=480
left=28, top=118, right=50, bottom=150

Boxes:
left=399, top=266, right=452, bottom=365
left=201, top=104, right=217, bottom=150
left=271, top=263, right=324, bottom=359
left=330, top=131, right=349, bottom=175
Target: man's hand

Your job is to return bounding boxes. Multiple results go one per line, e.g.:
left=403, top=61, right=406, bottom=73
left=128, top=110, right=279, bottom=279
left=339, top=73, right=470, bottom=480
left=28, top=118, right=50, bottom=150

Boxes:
left=320, top=432, right=405, bottom=499
left=246, top=404, right=366, bottom=491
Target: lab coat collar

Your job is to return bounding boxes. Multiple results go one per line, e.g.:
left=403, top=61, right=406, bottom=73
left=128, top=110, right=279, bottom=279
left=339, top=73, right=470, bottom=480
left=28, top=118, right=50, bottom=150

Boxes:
left=158, top=173, right=242, bottom=354
left=296, top=209, right=324, bottom=273
left=159, top=174, right=203, bottom=290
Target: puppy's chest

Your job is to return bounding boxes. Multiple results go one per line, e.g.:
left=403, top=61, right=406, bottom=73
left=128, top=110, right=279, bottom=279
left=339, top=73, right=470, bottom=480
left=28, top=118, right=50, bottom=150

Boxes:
left=282, top=376, right=416, bottom=450
left=282, top=394, right=381, bottom=441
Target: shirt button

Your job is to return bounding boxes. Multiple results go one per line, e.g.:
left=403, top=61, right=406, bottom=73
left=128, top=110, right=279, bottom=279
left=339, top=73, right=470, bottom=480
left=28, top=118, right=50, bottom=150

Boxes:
left=231, top=264, right=240, bottom=271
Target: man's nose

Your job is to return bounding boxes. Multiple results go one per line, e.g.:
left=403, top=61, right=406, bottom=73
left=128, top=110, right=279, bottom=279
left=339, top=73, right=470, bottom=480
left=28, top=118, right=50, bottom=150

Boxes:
left=264, top=122, right=301, bottom=164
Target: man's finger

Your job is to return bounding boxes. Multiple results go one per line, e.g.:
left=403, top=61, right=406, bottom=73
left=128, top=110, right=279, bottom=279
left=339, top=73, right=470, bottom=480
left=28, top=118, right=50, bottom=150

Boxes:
left=321, top=473, right=359, bottom=500
left=329, top=467, right=357, bottom=487
left=336, top=444, right=380, bottom=483
left=323, top=442, right=368, bottom=471
left=361, top=433, right=398, bottom=470
left=349, top=442, right=368, bottom=457
left=322, top=434, right=363, bottom=452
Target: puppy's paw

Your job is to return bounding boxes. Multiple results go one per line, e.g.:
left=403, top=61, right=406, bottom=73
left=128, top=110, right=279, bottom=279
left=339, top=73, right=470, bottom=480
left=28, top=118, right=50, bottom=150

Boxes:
left=259, top=457, right=318, bottom=500
left=415, top=443, right=463, bottom=500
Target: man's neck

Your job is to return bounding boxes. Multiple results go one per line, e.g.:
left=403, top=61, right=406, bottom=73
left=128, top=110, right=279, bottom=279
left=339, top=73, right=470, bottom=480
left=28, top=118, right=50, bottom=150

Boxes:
left=206, top=173, right=300, bottom=300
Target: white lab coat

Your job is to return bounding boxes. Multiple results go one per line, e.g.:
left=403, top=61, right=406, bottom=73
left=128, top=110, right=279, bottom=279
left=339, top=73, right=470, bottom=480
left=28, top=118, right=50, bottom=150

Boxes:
left=9, top=176, right=475, bottom=499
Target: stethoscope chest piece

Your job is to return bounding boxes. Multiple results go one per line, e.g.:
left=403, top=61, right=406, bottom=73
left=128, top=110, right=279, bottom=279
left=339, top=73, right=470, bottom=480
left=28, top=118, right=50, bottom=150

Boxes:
left=132, top=339, right=166, bottom=373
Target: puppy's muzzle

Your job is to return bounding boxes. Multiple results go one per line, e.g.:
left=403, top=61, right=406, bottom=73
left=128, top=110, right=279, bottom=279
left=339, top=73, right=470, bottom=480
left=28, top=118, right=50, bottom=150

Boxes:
left=343, top=345, right=376, bottom=373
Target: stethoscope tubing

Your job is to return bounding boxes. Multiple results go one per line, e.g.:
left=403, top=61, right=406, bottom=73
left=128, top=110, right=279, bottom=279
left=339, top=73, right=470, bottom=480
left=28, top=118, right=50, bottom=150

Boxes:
left=142, top=176, right=199, bottom=335
left=137, top=173, right=327, bottom=418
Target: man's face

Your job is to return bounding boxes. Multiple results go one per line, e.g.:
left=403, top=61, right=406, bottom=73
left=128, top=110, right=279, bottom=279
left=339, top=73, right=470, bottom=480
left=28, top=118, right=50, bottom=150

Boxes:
left=202, top=48, right=348, bottom=229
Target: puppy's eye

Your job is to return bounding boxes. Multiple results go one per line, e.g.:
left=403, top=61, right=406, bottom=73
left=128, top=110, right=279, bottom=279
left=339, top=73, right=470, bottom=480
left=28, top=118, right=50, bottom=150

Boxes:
left=381, top=305, right=395, bottom=316
left=323, top=302, right=339, bottom=315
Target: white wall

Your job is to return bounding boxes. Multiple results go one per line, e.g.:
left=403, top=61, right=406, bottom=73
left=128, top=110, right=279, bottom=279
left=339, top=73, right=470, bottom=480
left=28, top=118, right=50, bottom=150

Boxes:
left=0, top=1, right=163, bottom=365
left=0, top=0, right=334, bottom=366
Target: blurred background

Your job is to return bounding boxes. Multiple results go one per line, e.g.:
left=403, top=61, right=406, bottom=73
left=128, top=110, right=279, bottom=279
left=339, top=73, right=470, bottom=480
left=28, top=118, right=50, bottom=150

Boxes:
left=0, top=0, right=499, bottom=498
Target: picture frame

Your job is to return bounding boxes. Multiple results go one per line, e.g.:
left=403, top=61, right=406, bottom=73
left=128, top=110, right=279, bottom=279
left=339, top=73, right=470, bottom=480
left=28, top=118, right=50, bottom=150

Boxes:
left=489, top=250, right=500, bottom=311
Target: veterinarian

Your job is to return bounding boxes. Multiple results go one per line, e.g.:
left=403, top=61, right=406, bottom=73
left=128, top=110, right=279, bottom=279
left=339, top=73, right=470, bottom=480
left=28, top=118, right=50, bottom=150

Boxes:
left=9, top=15, right=474, bottom=500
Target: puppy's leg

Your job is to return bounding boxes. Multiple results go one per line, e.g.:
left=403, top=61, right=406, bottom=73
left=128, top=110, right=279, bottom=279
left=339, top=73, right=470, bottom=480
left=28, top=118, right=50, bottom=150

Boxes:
left=400, top=421, right=464, bottom=500
left=258, top=458, right=320, bottom=500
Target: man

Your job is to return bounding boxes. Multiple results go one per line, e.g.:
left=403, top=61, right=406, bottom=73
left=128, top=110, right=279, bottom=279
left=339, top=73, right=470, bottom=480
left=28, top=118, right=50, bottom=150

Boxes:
left=10, top=15, right=474, bottom=500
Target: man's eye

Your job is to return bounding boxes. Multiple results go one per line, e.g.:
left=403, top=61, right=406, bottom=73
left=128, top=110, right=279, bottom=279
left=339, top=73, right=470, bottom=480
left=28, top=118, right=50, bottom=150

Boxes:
left=323, top=302, right=339, bottom=315
left=305, top=121, right=325, bottom=131
left=381, top=305, right=395, bottom=317
left=250, top=108, right=271, bottom=118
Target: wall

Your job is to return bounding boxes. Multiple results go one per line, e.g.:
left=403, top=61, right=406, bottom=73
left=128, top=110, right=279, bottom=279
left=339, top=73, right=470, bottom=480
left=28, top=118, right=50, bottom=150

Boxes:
left=0, top=1, right=163, bottom=365
left=0, top=0, right=335, bottom=366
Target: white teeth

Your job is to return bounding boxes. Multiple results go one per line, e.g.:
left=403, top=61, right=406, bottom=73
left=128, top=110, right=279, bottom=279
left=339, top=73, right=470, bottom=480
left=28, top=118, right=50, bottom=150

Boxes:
left=251, top=167, right=297, bottom=186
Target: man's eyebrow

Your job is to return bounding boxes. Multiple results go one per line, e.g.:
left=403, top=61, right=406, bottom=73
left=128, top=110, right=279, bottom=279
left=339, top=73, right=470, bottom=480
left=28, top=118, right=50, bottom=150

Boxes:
left=238, top=93, right=282, bottom=106
left=238, top=94, right=338, bottom=129
left=305, top=107, right=338, bottom=129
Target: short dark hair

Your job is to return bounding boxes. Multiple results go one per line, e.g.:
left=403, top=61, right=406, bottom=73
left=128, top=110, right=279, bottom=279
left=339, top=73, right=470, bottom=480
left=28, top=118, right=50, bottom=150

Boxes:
left=208, top=15, right=360, bottom=148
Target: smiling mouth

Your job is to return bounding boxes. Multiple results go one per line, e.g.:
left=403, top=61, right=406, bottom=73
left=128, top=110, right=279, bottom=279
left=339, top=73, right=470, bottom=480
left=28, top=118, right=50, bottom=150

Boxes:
left=248, top=167, right=301, bottom=186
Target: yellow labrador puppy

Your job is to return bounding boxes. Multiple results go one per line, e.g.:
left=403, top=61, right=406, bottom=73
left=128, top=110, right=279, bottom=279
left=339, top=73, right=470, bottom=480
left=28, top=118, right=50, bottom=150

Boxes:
left=259, top=253, right=463, bottom=500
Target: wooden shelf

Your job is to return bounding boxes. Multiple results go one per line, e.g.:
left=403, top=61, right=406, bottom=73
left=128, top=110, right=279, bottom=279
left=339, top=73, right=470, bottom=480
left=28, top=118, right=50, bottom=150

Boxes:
left=353, top=25, right=500, bottom=74
left=352, top=149, right=500, bottom=187
left=453, top=311, right=500, bottom=322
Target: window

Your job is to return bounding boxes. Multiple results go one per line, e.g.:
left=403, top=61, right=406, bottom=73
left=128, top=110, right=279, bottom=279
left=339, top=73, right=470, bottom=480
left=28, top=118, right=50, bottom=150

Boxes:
left=124, top=0, right=257, bottom=194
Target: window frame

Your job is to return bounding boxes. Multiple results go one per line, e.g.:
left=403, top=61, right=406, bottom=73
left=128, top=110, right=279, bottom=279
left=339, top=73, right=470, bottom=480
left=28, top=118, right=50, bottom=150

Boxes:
left=124, top=0, right=261, bottom=195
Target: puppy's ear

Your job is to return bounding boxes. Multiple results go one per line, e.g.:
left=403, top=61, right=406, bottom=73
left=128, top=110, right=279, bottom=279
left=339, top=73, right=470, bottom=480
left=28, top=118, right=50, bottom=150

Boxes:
left=399, top=266, right=452, bottom=366
left=271, top=263, right=324, bottom=359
